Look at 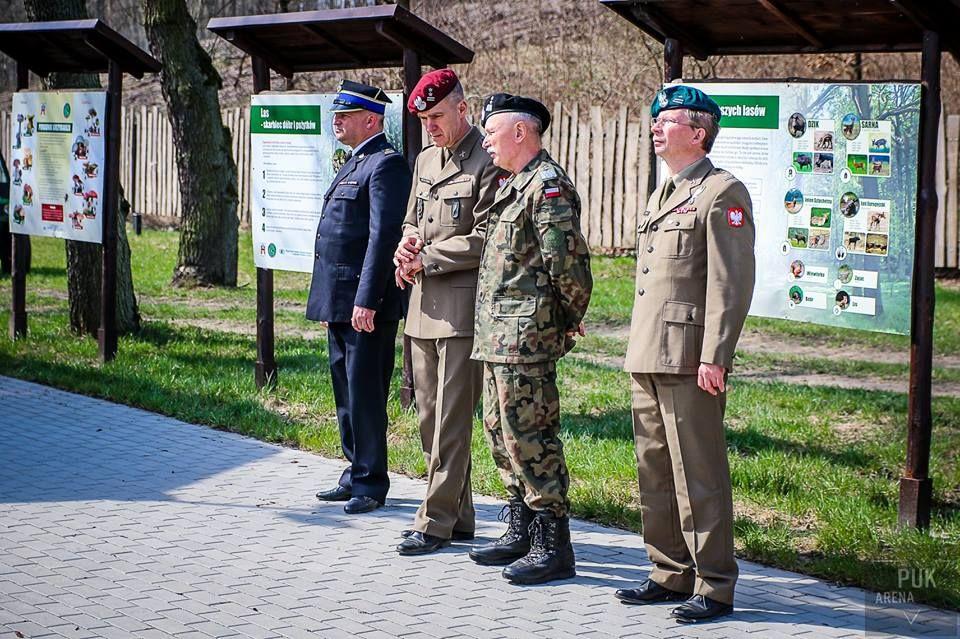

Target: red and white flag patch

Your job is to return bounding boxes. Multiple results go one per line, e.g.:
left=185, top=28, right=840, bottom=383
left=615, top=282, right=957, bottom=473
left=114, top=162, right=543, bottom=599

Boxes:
left=727, top=207, right=745, bottom=228
left=544, top=186, right=561, bottom=199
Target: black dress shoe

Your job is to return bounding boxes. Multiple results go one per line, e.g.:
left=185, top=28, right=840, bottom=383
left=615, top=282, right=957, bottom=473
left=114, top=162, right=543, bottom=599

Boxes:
left=343, top=496, right=382, bottom=514
left=316, top=486, right=351, bottom=501
left=396, top=532, right=450, bottom=555
left=615, top=579, right=690, bottom=605
left=671, top=594, right=733, bottom=623
left=401, top=529, right=474, bottom=541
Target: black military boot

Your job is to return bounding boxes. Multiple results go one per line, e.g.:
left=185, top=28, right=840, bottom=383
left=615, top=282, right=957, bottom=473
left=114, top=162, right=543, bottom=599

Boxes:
left=468, top=499, right=534, bottom=566
left=502, top=512, right=576, bottom=584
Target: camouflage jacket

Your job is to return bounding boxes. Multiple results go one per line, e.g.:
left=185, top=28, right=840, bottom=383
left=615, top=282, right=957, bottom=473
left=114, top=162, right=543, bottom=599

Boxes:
left=471, top=149, right=592, bottom=363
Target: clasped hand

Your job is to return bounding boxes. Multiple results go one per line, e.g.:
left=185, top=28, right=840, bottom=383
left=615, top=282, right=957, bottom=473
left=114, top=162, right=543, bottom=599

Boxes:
left=393, top=235, right=424, bottom=290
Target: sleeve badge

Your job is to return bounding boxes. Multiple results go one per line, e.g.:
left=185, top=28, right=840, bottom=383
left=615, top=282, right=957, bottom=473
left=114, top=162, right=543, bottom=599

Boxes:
left=727, top=207, right=745, bottom=228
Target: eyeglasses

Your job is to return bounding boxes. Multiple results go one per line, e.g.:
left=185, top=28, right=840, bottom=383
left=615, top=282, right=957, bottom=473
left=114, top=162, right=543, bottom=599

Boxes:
left=651, top=115, right=697, bottom=129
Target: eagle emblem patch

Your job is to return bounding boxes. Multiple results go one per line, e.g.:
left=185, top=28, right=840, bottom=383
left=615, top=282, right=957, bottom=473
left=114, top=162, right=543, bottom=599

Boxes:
left=727, top=207, right=745, bottom=228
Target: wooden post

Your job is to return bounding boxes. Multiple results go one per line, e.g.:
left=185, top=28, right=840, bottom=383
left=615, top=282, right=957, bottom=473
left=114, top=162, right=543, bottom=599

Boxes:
left=900, top=30, right=940, bottom=530
left=664, top=38, right=683, bottom=83
left=10, top=61, right=29, bottom=340
left=252, top=56, right=277, bottom=390
left=656, top=38, right=684, bottom=194
left=399, top=47, right=421, bottom=410
left=99, top=60, right=122, bottom=363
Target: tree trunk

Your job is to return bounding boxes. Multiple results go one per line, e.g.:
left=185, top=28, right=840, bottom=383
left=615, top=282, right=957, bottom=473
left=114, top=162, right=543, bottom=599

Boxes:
left=23, top=0, right=141, bottom=336
left=142, top=0, right=239, bottom=288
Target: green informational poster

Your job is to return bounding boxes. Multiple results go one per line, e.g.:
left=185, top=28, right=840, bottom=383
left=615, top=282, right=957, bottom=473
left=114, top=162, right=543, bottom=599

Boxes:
left=249, top=93, right=404, bottom=273
left=8, top=90, right=108, bottom=244
left=685, top=81, right=920, bottom=335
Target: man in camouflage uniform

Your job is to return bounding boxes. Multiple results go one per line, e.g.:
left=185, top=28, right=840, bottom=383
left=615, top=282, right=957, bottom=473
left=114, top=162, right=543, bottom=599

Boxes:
left=468, top=93, right=592, bottom=585
left=392, top=69, right=503, bottom=555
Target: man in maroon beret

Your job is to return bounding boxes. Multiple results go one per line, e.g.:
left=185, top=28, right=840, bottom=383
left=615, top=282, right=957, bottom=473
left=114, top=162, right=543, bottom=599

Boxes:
left=393, top=69, right=505, bottom=555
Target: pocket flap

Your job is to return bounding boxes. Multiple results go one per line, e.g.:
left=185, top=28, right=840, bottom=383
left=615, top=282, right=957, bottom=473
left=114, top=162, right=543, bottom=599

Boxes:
left=498, top=204, right=524, bottom=223
left=663, top=215, right=696, bottom=231
left=439, top=180, right=474, bottom=200
left=662, top=300, right=703, bottom=325
left=332, top=184, right=360, bottom=200
left=336, top=263, right=360, bottom=281
left=494, top=295, right=536, bottom=317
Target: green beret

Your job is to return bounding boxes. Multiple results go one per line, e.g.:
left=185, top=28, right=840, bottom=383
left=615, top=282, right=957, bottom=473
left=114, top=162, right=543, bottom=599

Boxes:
left=651, top=85, right=722, bottom=122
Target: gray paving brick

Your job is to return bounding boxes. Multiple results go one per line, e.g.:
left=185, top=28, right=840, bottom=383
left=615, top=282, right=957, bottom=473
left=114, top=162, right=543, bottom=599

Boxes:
left=1, top=375, right=954, bottom=639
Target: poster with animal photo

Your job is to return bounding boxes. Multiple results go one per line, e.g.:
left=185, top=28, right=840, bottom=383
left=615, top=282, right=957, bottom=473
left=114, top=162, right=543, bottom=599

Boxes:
left=8, top=90, right=107, bottom=244
left=683, top=81, right=919, bottom=334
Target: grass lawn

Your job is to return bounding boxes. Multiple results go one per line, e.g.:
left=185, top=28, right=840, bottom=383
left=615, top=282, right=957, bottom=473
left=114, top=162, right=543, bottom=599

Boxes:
left=1, top=230, right=959, bottom=609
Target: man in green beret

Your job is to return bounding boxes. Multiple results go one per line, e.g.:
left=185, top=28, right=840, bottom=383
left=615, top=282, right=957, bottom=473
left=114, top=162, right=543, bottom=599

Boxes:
left=467, top=93, right=592, bottom=585
left=616, top=85, right=755, bottom=622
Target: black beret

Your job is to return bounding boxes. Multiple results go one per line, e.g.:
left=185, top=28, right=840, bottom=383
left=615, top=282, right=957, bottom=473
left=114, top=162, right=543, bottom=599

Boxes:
left=481, top=93, right=551, bottom=131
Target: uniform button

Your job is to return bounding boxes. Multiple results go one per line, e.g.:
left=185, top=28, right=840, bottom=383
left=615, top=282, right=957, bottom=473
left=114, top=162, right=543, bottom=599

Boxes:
left=638, top=288, right=645, bottom=296
left=433, top=194, right=439, bottom=200
left=642, top=266, right=649, bottom=274
left=647, top=246, right=654, bottom=253
left=651, top=224, right=658, bottom=232
left=316, top=234, right=320, bottom=239
left=643, top=210, right=650, bottom=216
left=314, top=252, right=319, bottom=259
left=675, top=220, right=681, bottom=226
left=687, top=313, right=695, bottom=321
left=426, top=240, right=433, bottom=245
left=428, top=217, right=434, bottom=223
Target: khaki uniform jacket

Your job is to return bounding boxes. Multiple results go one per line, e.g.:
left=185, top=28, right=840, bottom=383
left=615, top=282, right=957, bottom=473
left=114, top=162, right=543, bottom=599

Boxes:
left=402, top=126, right=503, bottom=339
left=624, top=157, right=756, bottom=374
left=471, top=150, right=592, bottom=364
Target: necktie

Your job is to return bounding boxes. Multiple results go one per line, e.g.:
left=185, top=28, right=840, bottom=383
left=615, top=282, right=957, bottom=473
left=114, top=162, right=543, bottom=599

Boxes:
left=441, top=148, right=450, bottom=165
left=659, top=178, right=676, bottom=208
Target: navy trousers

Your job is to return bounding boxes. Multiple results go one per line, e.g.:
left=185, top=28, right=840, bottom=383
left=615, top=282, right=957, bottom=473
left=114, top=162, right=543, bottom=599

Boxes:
left=327, top=320, right=398, bottom=503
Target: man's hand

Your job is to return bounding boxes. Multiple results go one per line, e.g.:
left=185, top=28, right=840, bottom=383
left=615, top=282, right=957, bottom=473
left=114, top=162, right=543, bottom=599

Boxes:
left=565, top=321, right=586, bottom=337
left=351, top=305, right=376, bottom=333
left=395, top=255, right=424, bottom=290
left=394, top=235, right=423, bottom=265
left=697, top=362, right=726, bottom=396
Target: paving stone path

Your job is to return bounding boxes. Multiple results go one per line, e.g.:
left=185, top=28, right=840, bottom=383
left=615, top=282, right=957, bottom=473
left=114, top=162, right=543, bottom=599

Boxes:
left=0, top=376, right=953, bottom=638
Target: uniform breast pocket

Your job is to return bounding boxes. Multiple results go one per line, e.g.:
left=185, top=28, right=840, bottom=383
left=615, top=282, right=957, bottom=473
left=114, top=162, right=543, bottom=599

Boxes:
left=662, top=214, right=697, bottom=258
left=438, top=180, right=474, bottom=227
left=494, top=205, right=525, bottom=253
left=330, top=184, right=361, bottom=224
left=660, top=300, right=704, bottom=369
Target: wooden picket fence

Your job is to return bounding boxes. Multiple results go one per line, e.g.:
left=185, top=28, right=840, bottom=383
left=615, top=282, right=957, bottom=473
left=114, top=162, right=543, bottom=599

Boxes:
left=2, top=107, right=960, bottom=264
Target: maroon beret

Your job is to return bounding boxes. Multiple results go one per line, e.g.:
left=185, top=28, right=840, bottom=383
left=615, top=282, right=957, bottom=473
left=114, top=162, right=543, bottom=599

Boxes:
left=407, top=69, right=460, bottom=114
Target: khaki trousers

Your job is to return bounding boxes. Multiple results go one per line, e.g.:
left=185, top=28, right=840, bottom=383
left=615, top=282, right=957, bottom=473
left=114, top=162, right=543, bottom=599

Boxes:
left=631, top=373, right=738, bottom=605
left=411, top=336, right=481, bottom=537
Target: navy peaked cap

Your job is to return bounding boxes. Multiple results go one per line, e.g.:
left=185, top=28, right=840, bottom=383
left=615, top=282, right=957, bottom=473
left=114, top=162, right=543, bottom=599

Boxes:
left=331, top=79, right=392, bottom=115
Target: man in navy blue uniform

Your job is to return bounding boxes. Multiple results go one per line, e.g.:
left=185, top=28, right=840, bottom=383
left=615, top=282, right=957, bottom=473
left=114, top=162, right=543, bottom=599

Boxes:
left=308, top=80, right=412, bottom=514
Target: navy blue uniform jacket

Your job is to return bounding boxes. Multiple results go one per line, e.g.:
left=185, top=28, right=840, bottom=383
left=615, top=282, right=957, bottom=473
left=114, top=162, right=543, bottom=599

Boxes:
left=306, top=134, right=412, bottom=323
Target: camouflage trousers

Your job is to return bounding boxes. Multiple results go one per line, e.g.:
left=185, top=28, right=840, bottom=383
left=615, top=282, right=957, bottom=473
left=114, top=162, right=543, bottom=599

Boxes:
left=481, top=361, right=570, bottom=517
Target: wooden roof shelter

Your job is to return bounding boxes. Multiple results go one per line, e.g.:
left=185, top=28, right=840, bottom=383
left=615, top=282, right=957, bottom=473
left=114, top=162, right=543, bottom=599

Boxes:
left=208, top=6, right=472, bottom=402
left=601, top=0, right=960, bottom=61
left=0, top=19, right=160, bottom=363
left=207, top=4, right=473, bottom=77
left=602, top=0, right=956, bottom=530
left=0, top=19, right=161, bottom=78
